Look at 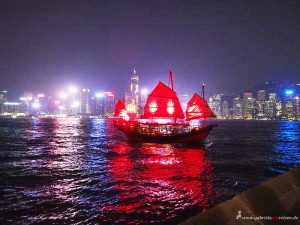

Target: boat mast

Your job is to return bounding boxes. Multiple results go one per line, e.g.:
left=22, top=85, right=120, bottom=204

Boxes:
left=202, top=83, right=205, bottom=99
left=169, top=69, right=174, bottom=90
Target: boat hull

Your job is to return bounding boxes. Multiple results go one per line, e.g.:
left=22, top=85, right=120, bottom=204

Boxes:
left=114, top=120, right=215, bottom=143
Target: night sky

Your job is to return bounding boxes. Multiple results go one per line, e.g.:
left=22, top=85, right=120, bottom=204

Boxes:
left=0, top=0, right=299, bottom=99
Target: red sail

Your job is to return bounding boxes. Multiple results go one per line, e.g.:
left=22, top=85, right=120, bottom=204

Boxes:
left=186, top=93, right=215, bottom=120
left=143, top=82, right=184, bottom=119
left=114, top=100, right=126, bottom=117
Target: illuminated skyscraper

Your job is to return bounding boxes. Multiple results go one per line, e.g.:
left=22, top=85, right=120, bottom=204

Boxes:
left=283, top=90, right=296, bottom=120
left=179, top=93, right=189, bottom=110
left=209, top=94, right=222, bottom=117
left=0, top=90, right=8, bottom=114
left=103, top=92, right=115, bottom=116
left=257, top=90, right=266, bottom=101
left=222, top=101, right=229, bottom=118
left=126, top=69, right=139, bottom=114
left=243, top=97, right=255, bottom=120
left=233, top=97, right=243, bottom=119
left=265, top=93, right=277, bottom=119
left=296, top=95, right=300, bottom=119
left=275, top=100, right=283, bottom=118
left=80, top=88, right=90, bottom=114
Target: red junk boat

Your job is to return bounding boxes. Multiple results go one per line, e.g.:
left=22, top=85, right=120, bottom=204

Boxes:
left=114, top=70, right=216, bottom=143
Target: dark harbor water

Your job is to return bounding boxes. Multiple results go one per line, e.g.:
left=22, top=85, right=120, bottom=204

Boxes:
left=0, top=118, right=299, bottom=225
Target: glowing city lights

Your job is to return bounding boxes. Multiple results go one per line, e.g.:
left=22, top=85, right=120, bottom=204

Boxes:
left=71, top=101, right=80, bottom=108
left=32, top=102, right=40, bottom=109
left=285, top=90, right=294, bottom=95
left=37, top=93, right=45, bottom=98
left=59, top=92, right=68, bottom=99
left=68, top=86, right=78, bottom=93
left=141, top=88, right=148, bottom=95
left=4, top=102, right=21, bottom=106
left=95, top=92, right=104, bottom=98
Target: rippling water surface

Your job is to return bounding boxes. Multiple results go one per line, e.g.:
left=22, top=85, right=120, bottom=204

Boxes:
left=0, top=118, right=299, bottom=224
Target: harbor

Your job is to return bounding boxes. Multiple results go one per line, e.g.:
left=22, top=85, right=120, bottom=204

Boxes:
left=0, top=118, right=299, bottom=224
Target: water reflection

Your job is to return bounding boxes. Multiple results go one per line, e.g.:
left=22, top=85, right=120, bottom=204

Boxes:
left=105, top=142, right=215, bottom=224
left=271, top=121, right=300, bottom=173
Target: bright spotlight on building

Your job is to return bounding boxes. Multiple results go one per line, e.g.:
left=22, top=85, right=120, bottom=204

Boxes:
left=59, top=92, right=68, bottom=99
left=141, top=88, right=148, bottom=95
left=32, top=102, right=40, bottom=109
left=285, top=90, right=294, bottom=95
left=95, top=92, right=104, bottom=98
left=68, top=86, right=78, bottom=93
left=71, top=101, right=80, bottom=108
left=58, top=105, right=65, bottom=110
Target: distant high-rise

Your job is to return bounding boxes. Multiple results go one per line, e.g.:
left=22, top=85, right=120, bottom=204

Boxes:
left=90, top=96, right=104, bottom=116
left=222, top=101, right=229, bottom=118
left=0, top=90, right=8, bottom=114
left=243, top=97, right=255, bottom=119
left=283, top=92, right=297, bottom=120
left=209, top=94, right=222, bottom=117
left=233, top=97, right=243, bottom=119
left=179, top=93, right=189, bottom=110
left=103, top=92, right=115, bottom=116
left=295, top=95, right=300, bottom=118
left=257, top=90, right=266, bottom=101
left=80, top=88, right=90, bottom=114
left=126, top=69, right=139, bottom=114
left=276, top=100, right=283, bottom=118
left=265, top=93, right=277, bottom=119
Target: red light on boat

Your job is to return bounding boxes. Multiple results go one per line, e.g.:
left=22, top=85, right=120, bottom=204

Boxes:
left=149, top=102, right=158, bottom=113
left=167, top=100, right=175, bottom=114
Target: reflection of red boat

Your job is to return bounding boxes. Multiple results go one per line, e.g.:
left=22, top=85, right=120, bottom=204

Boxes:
left=102, top=142, right=215, bottom=224
left=114, top=70, right=216, bottom=143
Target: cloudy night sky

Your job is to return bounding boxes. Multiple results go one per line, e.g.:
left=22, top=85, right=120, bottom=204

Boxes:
left=0, top=0, right=299, bottom=98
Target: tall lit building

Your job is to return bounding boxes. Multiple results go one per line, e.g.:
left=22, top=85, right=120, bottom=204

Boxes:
left=80, top=88, right=90, bottom=114
left=67, top=86, right=79, bottom=115
left=222, top=101, right=229, bottom=118
left=275, top=100, right=283, bottom=119
left=0, top=90, right=8, bottom=114
left=243, top=97, right=255, bottom=120
left=209, top=94, right=222, bottom=117
left=103, top=92, right=115, bottom=116
left=90, top=95, right=104, bottom=116
left=296, top=95, right=300, bottom=119
left=256, top=100, right=265, bottom=119
left=126, top=69, right=139, bottom=114
left=179, top=93, right=189, bottom=110
left=265, top=93, right=277, bottom=119
left=19, top=92, right=33, bottom=115
left=257, top=90, right=266, bottom=101
left=283, top=90, right=296, bottom=120
left=90, top=92, right=114, bottom=117
left=233, top=97, right=243, bottom=119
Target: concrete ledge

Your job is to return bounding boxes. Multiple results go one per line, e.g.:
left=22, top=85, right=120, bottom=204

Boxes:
left=178, top=167, right=300, bottom=225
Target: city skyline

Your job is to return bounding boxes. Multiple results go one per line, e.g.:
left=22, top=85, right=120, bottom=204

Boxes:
left=0, top=1, right=300, bottom=98
left=1, top=75, right=299, bottom=121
